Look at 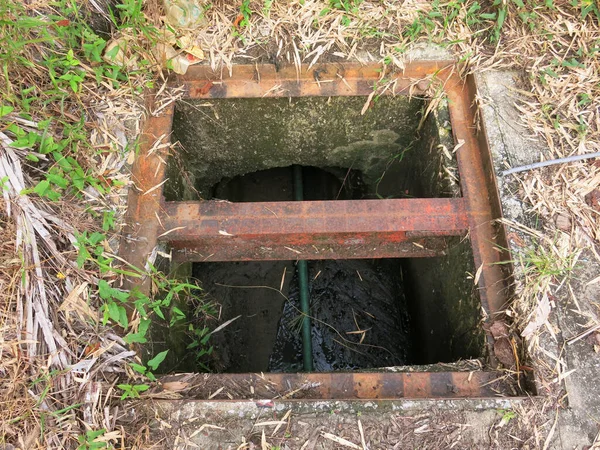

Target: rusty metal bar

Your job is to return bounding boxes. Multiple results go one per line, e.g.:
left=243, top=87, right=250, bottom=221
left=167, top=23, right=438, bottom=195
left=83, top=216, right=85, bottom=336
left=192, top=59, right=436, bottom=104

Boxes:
left=157, top=372, right=511, bottom=400
left=120, top=99, right=174, bottom=294
left=176, top=61, right=455, bottom=99
left=444, top=76, right=509, bottom=317
left=158, top=198, right=468, bottom=261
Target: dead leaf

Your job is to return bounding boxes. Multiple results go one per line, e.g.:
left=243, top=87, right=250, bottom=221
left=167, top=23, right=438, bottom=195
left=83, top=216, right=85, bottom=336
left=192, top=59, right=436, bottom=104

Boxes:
left=162, top=381, right=190, bottom=392
left=261, top=430, right=267, bottom=450
left=521, top=294, right=551, bottom=338
left=494, top=337, right=516, bottom=368
left=321, top=432, right=361, bottom=449
left=59, top=283, right=97, bottom=322
left=361, top=91, right=375, bottom=115
left=585, top=189, right=600, bottom=210
left=554, top=214, right=571, bottom=231
left=489, top=321, right=509, bottom=340
left=474, top=263, right=484, bottom=285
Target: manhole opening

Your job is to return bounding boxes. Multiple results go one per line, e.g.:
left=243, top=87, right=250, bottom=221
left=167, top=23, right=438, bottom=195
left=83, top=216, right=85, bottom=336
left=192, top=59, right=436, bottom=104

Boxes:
left=123, top=62, right=531, bottom=398
left=148, top=163, right=483, bottom=374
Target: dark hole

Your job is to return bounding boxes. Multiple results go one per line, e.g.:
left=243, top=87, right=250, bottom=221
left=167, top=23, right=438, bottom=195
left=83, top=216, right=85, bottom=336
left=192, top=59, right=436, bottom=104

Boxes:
left=158, top=166, right=486, bottom=374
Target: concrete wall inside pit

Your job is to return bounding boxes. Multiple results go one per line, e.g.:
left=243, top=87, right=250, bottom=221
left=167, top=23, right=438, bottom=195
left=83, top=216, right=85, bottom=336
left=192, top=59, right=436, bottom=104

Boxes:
left=157, top=95, right=484, bottom=371
left=165, top=95, right=458, bottom=201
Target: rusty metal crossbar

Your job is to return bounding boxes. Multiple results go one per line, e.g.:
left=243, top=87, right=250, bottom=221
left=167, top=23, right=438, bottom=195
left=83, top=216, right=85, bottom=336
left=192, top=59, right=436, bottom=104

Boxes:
left=160, top=198, right=468, bottom=262
left=159, top=371, right=512, bottom=400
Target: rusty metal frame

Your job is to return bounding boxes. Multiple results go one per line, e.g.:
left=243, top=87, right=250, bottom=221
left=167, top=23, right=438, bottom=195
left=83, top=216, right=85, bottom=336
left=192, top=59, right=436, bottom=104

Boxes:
left=120, top=61, right=520, bottom=400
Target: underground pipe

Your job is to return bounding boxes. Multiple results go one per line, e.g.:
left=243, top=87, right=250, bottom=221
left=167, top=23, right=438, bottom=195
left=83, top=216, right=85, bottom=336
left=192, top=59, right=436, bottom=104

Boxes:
left=292, top=165, right=314, bottom=372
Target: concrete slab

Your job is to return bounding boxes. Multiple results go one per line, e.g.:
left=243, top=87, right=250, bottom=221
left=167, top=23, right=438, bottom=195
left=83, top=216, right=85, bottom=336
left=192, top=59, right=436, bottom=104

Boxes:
left=134, top=398, right=523, bottom=449
left=476, top=70, right=600, bottom=449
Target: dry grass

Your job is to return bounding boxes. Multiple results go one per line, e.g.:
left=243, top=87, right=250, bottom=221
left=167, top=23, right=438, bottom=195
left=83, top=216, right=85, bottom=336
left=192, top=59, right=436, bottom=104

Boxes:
left=0, top=0, right=599, bottom=448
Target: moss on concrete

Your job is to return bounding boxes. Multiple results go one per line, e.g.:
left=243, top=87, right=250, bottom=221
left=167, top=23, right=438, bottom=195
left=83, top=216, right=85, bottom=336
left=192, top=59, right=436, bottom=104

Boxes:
left=166, top=95, right=424, bottom=200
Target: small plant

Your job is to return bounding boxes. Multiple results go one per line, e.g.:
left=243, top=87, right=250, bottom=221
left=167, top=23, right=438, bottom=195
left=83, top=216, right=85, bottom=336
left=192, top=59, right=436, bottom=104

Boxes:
left=116, top=383, right=150, bottom=399
left=77, top=429, right=108, bottom=450
left=520, top=242, right=576, bottom=280
left=239, top=0, right=252, bottom=27
left=262, top=0, right=273, bottom=16
left=329, top=0, right=362, bottom=14
left=496, top=409, right=517, bottom=428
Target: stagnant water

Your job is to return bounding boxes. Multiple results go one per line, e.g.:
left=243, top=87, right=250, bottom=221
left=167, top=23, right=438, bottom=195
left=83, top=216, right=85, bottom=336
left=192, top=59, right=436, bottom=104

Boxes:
left=269, top=259, right=412, bottom=372
left=192, top=258, right=413, bottom=373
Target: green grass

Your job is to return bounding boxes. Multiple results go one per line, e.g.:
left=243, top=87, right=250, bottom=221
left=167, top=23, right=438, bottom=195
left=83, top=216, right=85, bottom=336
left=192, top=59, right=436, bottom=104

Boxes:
left=0, top=1, right=218, bottom=445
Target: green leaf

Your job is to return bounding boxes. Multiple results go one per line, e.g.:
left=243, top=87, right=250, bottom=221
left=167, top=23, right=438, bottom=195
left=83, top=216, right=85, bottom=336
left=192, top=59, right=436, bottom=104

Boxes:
left=107, top=301, right=120, bottom=323
left=153, top=306, right=165, bottom=320
left=98, top=279, right=129, bottom=303
left=133, top=384, right=150, bottom=393
left=0, top=105, right=14, bottom=117
left=39, top=136, right=56, bottom=154
left=33, top=179, right=50, bottom=196
left=88, top=232, right=105, bottom=245
left=124, top=333, right=147, bottom=344
left=45, top=189, right=61, bottom=201
left=72, top=171, right=85, bottom=190
left=147, top=350, right=169, bottom=371
left=98, top=280, right=111, bottom=299
left=497, top=7, right=507, bottom=29
left=53, top=152, right=73, bottom=171
left=172, top=306, right=185, bottom=318
left=76, top=245, right=91, bottom=268
left=46, top=173, right=69, bottom=188
left=138, top=318, right=151, bottom=335
left=26, top=154, right=40, bottom=162
left=118, top=306, right=128, bottom=328
left=87, top=429, right=106, bottom=440
left=130, top=363, right=146, bottom=374
left=105, top=45, right=120, bottom=59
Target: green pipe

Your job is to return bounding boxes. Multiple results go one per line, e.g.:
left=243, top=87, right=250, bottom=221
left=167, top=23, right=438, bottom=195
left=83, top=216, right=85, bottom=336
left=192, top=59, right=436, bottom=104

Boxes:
left=292, top=165, right=313, bottom=372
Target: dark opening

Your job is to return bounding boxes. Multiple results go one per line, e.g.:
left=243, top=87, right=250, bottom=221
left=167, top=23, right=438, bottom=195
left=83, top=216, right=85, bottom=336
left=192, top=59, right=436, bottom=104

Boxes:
left=152, top=95, right=485, bottom=374
left=162, top=166, right=484, bottom=373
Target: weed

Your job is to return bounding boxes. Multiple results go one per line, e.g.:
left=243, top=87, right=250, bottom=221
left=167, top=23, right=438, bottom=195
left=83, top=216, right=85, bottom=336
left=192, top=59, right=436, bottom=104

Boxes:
left=116, top=383, right=150, bottom=399
left=576, top=0, right=600, bottom=20
left=496, top=409, right=517, bottom=427
left=329, top=0, right=362, bottom=14
left=77, top=429, right=108, bottom=449
left=239, top=0, right=252, bottom=27
left=262, top=0, right=273, bottom=16
left=520, top=243, right=575, bottom=280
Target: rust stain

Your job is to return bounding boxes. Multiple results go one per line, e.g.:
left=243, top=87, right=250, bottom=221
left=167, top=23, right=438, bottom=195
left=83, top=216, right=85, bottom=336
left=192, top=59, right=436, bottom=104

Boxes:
left=191, top=81, right=213, bottom=97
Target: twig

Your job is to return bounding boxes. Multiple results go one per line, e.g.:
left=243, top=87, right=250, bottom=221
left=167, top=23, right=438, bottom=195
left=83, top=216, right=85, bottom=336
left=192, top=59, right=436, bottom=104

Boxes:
left=502, top=152, right=600, bottom=176
left=566, top=324, right=600, bottom=346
